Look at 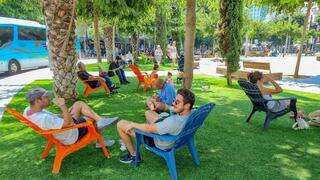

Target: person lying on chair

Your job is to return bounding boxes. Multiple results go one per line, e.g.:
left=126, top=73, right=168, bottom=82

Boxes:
left=77, top=62, right=119, bottom=94
left=23, top=88, right=118, bottom=148
left=247, top=71, right=294, bottom=112
left=146, top=78, right=176, bottom=112
left=117, top=88, right=195, bottom=163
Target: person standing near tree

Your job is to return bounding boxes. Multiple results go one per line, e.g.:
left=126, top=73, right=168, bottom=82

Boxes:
left=154, top=45, right=163, bottom=65
left=170, top=41, right=178, bottom=68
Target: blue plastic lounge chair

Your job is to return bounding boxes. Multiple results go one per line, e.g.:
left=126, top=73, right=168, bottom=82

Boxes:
left=134, top=103, right=215, bottom=180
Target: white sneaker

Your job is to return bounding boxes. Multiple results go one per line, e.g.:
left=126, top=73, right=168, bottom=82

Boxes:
left=96, top=139, right=115, bottom=148
left=119, top=140, right=127, bottom=152
left=97, top=117, right=119, bottom=130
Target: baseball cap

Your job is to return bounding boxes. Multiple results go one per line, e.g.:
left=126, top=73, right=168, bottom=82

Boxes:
left=25, top=88, right=52, bottom=102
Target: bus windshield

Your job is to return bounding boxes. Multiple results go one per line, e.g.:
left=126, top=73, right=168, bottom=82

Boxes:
left=0, top=26, right=13, bottom=48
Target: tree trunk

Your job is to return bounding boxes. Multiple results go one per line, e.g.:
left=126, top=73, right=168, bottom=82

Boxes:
left=112, top=25, right=116, bottom=61
left=183, top=0, right=196, bottom=89
left=294, top=0, right=312, bottom=78
left=131, top=32, right=139, bottom=60
left=93, top=8, right=102, bottom=63
left=104, top=25, right=113, bottom=62
left=155, top=5, right=167, bottom=59
left=171, top=2, right=181, bottom=54
left=43, top=0, right=78, bottom=101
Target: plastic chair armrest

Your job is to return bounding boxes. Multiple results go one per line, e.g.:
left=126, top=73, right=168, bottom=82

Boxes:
left=142, top=72, right=150, bottom=77
left=266, top=97, right=295, bottom=102
left=134, top=129, right=177, bottom=141
left=41, top=121, right=94, bottom=135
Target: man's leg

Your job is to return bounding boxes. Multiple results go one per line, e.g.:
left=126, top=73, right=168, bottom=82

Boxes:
left=69, top=101, right=102, bottom=122
left=100, top=75, right=113, bottom=90
left=116, top=70, right=125, bottom=83
left=146, top=98, right=157, bottom=111
left=117, top=120, right=136, bottom=156
left=145, top=110, right=160, bottom=124
left=120, top=70, right=129, bottom=82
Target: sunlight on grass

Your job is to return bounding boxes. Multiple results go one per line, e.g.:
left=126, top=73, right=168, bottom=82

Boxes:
left=1, top=76, right=320, bottom=179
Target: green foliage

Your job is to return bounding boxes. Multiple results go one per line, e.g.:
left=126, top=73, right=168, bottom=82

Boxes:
left=0, top=0, right=43, bottom=23
left=218, top=0, right=244, bottom=73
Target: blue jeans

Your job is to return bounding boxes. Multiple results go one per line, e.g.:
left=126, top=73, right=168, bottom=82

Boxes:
left=116, top=69, right=128, bottom=83
left=99, top=75, right=114, bottom=90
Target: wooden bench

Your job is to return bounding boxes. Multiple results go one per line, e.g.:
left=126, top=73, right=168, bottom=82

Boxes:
left=216, top=61, right=283, bottom=80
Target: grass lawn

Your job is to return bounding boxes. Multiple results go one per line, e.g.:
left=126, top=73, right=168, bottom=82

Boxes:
left=1, top=76, right=320, bottom=179
left=85, top=61, right=173, bottom=72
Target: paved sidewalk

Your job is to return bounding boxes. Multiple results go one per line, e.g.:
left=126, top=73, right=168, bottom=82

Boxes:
left=1, top=57, right=319, bottom=120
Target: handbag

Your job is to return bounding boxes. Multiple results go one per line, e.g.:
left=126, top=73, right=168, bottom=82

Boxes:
left=99, top=72, right=109, bottom=76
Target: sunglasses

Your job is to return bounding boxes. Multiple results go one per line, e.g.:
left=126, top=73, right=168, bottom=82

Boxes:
left=173, top=99, right=183, bottom=105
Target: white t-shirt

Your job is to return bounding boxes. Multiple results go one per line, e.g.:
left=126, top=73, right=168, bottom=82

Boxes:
left=23, top=106, right=79, bottom=145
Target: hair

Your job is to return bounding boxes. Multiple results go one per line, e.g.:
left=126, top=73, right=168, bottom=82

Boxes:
left=153, top=65, right=159, bottom=70
left=247, top=71, right=263, bottom=84
left=116, top=56, right=121, bottom=60
left=77, top=62, right=84, bottom=69
left=167, top=72, right=172, bottom=76
left=177, top=88, right=195, bottom=110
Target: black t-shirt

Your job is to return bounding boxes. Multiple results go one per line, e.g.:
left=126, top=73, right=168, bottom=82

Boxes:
left=77, top=71, right=99, bottom=88
left=109, top=61, right=119, bottom=70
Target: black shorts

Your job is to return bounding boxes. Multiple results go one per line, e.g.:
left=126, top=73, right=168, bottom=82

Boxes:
left=73, top=118, right=88, bottom=141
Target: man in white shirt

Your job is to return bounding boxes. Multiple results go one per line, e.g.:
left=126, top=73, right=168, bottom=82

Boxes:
left=23, top=88, right=118, bottom=147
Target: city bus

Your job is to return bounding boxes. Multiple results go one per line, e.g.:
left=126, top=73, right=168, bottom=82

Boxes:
left=0, top=17, right=79, bottom=75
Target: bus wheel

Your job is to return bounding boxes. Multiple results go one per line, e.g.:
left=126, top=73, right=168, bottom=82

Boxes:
left=8, top=60, right=20, bottom=75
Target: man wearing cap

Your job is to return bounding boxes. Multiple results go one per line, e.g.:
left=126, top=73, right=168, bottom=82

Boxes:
left=23, top=88, right=118, bottom=147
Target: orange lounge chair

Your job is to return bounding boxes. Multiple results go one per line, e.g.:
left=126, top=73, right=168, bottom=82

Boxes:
left=129, top=64, right=156, bottom=92
left=4, top=107, right=109, bottom=174
left=78, top=77, right=111, bottom=97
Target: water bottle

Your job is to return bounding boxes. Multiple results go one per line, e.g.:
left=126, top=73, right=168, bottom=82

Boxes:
left=169, top=106, right=174, bottom=116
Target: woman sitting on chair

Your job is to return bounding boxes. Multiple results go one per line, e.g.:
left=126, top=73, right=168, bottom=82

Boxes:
left=247, top=71, right=292, bottom=112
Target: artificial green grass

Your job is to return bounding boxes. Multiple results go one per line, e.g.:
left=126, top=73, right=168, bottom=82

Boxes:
left=85, top=61, right=173, bottom=72
left=1, top=76, right=320, bottom=179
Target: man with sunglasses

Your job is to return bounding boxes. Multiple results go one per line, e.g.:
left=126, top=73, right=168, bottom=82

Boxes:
left=23, top=88, right=118, bottom=147
left=117, top=88, right=195, bottom=164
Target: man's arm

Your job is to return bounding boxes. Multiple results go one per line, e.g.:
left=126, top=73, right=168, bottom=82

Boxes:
left=126, top=122, right=159, bottom=134
left=55, top=98, right=74, bottom=127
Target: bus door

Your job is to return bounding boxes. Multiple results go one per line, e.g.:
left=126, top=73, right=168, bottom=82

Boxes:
left=0, top=25, right=14, bottom=72
left=16, top=26, right=48, bottom=69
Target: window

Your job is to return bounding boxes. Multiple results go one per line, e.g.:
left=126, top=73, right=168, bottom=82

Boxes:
left=0, top=27, right=13, bottom=48
left=18, top=27, right=46, bottom=41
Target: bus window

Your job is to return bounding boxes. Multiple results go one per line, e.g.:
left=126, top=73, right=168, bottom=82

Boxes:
left=18, top=27, right=46, bottom=41
left=0, top=27, right=13, bottom=48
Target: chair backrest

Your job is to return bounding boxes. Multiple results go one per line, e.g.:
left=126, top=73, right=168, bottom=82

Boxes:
left=5, top=108, right=56, bottom=141
left=174, top=103, right=215, bottom=149
left=129, top=64, right=145, bottom=82
left=243, top=61, right=271, bottom=73
left=237, top=79, right=268, bottom=110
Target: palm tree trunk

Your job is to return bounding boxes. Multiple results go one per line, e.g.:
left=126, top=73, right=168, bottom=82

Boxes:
left=183, top=0, right=196, bottom=89
left=93, top=7, right=102, bottom=63
left=43, top=0, right=78, bottom=101
left=104, top=25, right=113, bottom=62
left=112, top=25, right=116, bottom=61
left=294, top=0, right=312, bottom=77
left=131, top=32, right=139, bottom=60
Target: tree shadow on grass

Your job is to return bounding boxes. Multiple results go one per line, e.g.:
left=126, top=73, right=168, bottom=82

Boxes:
left=1, top=76, right=320, bottom=179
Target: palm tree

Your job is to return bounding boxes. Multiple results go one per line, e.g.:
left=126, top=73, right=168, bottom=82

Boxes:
left=183, top=0, right=196, bottom=89
left=42, top=0, right=78, bottom=100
